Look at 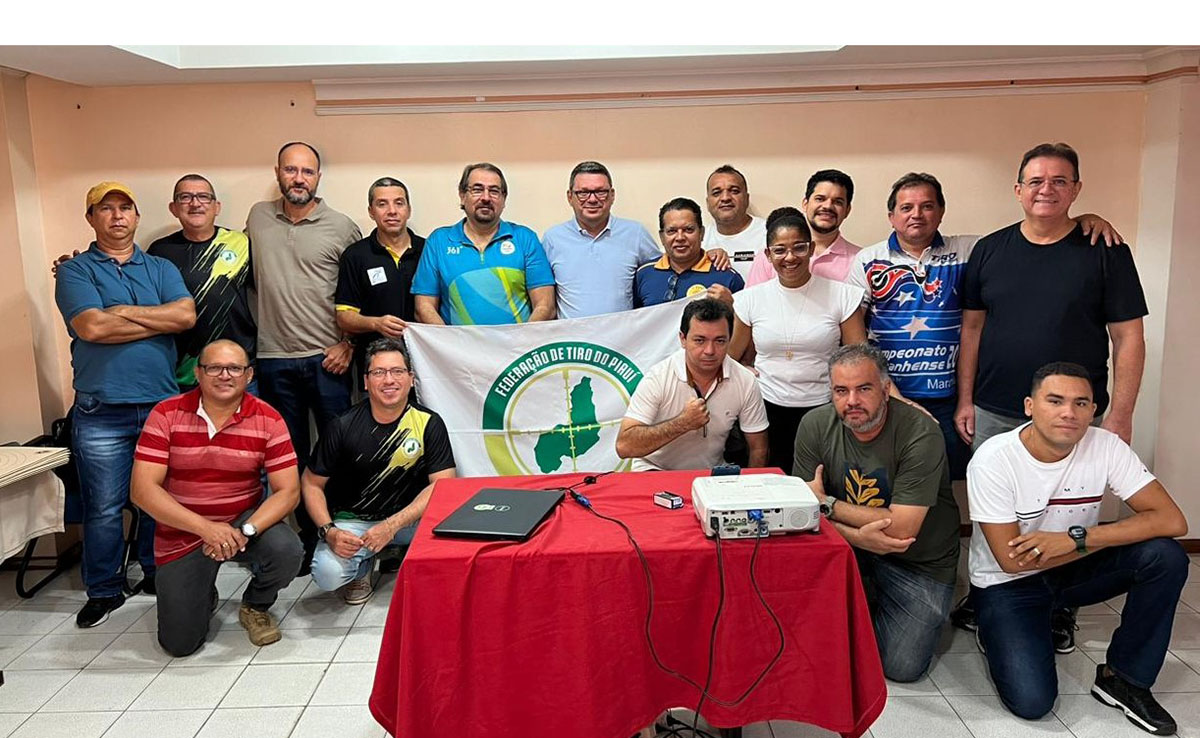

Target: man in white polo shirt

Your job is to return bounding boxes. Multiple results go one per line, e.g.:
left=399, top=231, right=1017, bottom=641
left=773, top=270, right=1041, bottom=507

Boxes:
left=616, top=297, right=768, bottom=471
left=967, top=361, right=1187, bottom=735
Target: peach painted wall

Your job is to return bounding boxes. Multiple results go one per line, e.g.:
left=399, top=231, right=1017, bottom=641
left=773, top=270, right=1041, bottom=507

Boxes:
left=22, top=75, right=1147, bottom=423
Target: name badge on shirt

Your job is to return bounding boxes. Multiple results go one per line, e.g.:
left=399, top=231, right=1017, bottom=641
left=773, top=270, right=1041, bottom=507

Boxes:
left=500, top=242, right=516, bottom=256
left=367, top=267, right=387, bottom=286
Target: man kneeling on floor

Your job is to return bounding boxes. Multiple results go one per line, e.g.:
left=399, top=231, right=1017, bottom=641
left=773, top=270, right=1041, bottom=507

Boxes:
left=968, top=361, right=1188, bottom=735
left=302, top=337, right=456, bottom=604
left=131, top=339, right=304, bottom=655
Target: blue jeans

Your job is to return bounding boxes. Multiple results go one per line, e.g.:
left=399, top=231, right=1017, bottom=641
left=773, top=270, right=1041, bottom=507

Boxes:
left=256, top=355, right=352, bottom=557
left=974, top=538, right=1189, bottom=720
left=71, top=393, right=158, bottom=599
left=919, top=395, right=970, bottom=481
left=857, top=553, right=956, bottom=682
left=310, top=519, right=416, bottom=592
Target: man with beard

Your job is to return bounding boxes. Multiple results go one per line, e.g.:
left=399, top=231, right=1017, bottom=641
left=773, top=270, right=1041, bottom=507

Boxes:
left=793, top=343, right=960, bottom=682
left=413, top=162, right=556, bottom=325
left=246, top=141, right=361, bottom=570
left=335, top=177, right=424, bottom=376
left=746, top=169, right=861, bottom=286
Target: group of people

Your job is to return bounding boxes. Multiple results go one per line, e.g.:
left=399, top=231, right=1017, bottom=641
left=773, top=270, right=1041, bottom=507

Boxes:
left=52, top=139, right=1189, bottom=736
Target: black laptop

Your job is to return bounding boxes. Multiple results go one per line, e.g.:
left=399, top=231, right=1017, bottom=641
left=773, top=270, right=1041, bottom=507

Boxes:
left=432, top=488, right=565, bottom=540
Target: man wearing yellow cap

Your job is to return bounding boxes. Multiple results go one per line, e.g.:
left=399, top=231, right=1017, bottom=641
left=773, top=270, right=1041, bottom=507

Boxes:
left=54, top=182, right=197, bottom=628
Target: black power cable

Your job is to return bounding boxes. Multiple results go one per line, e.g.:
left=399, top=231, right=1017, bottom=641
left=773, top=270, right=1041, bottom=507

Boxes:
left=553, top=476, right=785, bottom=736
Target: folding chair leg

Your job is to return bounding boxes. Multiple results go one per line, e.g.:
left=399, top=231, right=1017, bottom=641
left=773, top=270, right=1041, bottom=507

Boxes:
left=14, top=537, right=78, bottom=599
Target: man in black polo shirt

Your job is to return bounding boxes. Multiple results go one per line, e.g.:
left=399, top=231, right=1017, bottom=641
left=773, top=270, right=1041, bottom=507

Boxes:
left=335, top=177, right=425, bottom=377
left=301, top=338, right=456, bottom=604
left=148, top=174, right=256, bottom=390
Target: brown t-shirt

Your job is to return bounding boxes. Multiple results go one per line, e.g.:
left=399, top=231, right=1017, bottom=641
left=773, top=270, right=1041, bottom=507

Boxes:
left=246, top=198, right=361, bottom=358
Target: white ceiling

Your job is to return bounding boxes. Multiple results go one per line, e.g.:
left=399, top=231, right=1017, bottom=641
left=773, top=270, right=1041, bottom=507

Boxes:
left=0, top=45, right=1173, bottom=88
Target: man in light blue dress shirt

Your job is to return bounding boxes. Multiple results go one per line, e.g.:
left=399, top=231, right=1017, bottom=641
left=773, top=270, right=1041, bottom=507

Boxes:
left=541, top=161, right=661, bottom=319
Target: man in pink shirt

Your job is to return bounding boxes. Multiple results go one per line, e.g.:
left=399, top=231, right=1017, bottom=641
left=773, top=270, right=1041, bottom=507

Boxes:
left=747, top=169, right=861, bottom=285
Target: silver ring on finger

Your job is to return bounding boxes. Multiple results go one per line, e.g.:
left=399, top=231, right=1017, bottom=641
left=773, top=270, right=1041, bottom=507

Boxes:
left=1032, top=546, right=1042, bottom=556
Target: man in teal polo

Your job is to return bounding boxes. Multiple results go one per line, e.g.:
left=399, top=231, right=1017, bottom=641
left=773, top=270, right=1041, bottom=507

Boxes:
left=412, top=162, right=556, bottom=325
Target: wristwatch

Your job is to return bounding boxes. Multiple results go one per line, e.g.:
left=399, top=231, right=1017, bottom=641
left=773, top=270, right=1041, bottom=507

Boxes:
left=241, top=522, right=258, bottom=539
left=318, top=522, right=336, bottom=541
left=820, top=495, right=837, bottom=519
left=1068, top=525, right=1088, bottom=554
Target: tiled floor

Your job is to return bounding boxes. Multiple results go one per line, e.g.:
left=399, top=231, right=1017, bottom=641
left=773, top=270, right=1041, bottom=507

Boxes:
left=1, top=551, right=1198, bottom=738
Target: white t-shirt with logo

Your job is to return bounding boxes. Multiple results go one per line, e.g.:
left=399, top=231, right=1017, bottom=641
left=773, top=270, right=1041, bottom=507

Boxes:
left=733, top=276, right=864, bottom=407
left=703, top=215, right=766, bottom=281
left=624, top=350, right=768, bottom=472
left=966, top=425, right=1155, bottom=589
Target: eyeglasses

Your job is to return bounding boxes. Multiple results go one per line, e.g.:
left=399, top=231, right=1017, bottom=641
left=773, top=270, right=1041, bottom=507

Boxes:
left=571, top=189, right=611, bottom=202
left=466, top=185, right=505, bottom=198
left=174, top=192, right=215, bottom=205
left=1019, top=177, right=1077, bottom=190
left=198, top=364, right=249, bottom=377
left=367, top=367, right=411, bottom=379
left=768, top=243, right=813, bottom=258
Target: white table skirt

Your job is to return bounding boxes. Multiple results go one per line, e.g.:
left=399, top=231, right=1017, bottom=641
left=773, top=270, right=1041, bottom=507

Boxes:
left=0, top=471, right=65, bottom=563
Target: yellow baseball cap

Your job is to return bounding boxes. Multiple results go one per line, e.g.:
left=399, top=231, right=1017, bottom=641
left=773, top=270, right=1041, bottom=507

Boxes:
left=85, top=181, right=138, bottom=212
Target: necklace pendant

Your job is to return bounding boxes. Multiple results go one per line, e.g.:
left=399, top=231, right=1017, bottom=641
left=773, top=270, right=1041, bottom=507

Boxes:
left=785, top=350, right=793, bottom=360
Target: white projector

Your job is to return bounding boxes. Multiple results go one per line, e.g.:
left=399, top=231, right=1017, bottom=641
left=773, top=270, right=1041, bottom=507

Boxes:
left=692, top=473, right=821, bottom=539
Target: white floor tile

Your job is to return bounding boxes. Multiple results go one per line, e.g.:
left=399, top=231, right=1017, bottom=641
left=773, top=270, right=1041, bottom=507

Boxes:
left=934, top=626, right=980, bottom=654
left=278, top=597, right=361, bottom=630
left=6, top=711, right=119, bottom=738
left=769, top=720, right=838, bottom=736
left=87, top=630, right=173, bottom=669
left=219, top=663, right=326, bottom=708
left=214, top=571, right=250, bottom=600
left=351, top=597, right=392, bottom=628
left=884, top=674, right=941, bottom=697
left=928, top=652, right=995, bottom=696
left=869, top=696, right=972, bottom=738
left=334, top=627, right=383, bottom=662
left=250, top=627, right=346, bottom=665
left=0, top=713, right=28, bottom=738
left=290, top=705, right=386, bottom=738
left=1179, top=583, right=1200, bottom=613
left=273, top=574, right=317, bottom=600
left=944, top=694, right=1072, bottom=736
left=1174, top=648, right=1200, bottom=676
left=1074, top=613, right=1121, bottom=651
left=0, top=601, right=77, bottom=636
left=194, top=707, right=302, bottom=738
left=166, top=629, right=260, bottom=668
left=130, top=665, right=244, bottom=710
left=1170, top=612, right=1200, bottom=650
left=39, top=667, right=160, bottom=712
left=100, top=709, right=212, bottom=738
left=0, top=669, right=76, bottom=712
left=1157, top=691, right=1200, bottom=738
left=1052, top=693, right=1158, bottom=738
left=1053, top=650, right=1106, bottom=695
left=309, top=662, right=377, bottom=706
left=736, top=722, right=775, bottom=738
left=5, top=632, right=117, bottom=670
left=124, top=603, right=159, bottom=633
left=0, top=636, right=40, bottom=670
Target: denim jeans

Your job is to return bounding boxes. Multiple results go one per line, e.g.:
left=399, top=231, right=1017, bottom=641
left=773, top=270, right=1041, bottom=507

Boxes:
left=256, top=355, right=352, bottom=557
left=71, top=393, right=158, bottom=599
left=920, top=395, right=970, bottom=481
left=973, top=538, right=1189, bottom=720
left=856, top=553, right=956, bottom=682
left=309, top=518, right=416, bottom=592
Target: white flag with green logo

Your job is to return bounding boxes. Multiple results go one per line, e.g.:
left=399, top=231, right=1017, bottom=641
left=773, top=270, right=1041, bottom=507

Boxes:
left=405, top=300, right=687, bottom=476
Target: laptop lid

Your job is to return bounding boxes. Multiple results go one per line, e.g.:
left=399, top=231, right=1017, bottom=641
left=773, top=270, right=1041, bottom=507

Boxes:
left=432, top=488, right=565, bottom=541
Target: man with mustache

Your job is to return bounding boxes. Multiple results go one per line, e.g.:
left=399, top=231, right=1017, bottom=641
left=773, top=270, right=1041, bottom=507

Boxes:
left=746, top=169, right=862, bottom=286
left=54, top=181, right=197, bottom=627
left=633, top=197, right=744, bottom=309
left=793, top=343, right=960, bottom=683
left=246, top=141, right=362, bottom=571
left=413, top=162, right=556, bottom=325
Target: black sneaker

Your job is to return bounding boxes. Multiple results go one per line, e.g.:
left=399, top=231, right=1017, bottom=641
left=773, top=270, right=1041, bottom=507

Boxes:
left=1091, top=663, right=1177, bottom=735
left=950, top=594, right=977, bottom=632
left=1052, top=608, right=1078, bottom=654
left=76, top=594, right=125, bottom=628
left=139, top=573, right=156, bottom=596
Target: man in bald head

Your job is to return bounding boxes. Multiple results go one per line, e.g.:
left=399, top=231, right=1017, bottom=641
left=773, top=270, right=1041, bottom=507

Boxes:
left=132, top=339, right=304, bottom=656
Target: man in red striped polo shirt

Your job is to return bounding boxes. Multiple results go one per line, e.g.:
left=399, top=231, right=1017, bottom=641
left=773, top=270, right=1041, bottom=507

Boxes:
left=132, top=339, right=304, bottom=656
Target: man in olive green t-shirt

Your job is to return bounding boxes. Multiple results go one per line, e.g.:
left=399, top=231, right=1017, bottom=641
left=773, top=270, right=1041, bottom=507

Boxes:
left=794, top=343, right=960, bottom=683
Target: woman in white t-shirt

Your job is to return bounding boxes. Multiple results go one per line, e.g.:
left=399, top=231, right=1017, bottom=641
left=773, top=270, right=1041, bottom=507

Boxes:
left=730, top=207, right=867, bottom=471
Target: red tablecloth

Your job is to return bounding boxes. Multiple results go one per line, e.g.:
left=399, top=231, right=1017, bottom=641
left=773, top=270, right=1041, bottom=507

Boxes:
left=370, top=470, right=886, bottom=738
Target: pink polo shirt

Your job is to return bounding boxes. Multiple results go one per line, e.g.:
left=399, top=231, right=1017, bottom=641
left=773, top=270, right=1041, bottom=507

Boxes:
left=745, top=233, right=862, bottom=286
